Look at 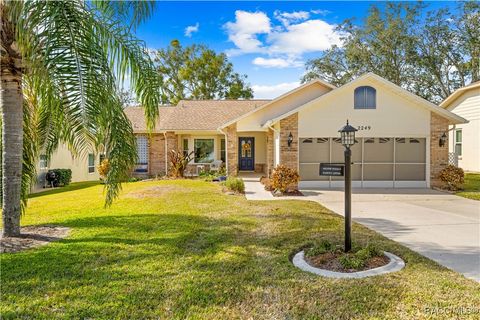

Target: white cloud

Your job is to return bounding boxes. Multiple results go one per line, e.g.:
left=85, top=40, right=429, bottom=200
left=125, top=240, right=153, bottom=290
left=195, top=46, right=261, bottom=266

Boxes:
left=274, top=10, right=310, bottom=26
left=223, top=10, right=343, bottom=67
left=184, top=23, right=199, bottom=37
left=252, top=81, right=300, bottom=99
left=252, top=57, right=302, bottom=68
left=268, top=20, right=343, bottom=54
left=224, top=11, right=271, bottom=54
left=311, top=9, right=331, bottom=16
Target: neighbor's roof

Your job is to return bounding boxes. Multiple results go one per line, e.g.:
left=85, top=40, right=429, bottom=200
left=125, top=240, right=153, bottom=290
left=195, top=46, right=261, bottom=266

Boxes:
left=440, top=81, right=480, bottom=109
left=124, top=99, right=271, bottom=132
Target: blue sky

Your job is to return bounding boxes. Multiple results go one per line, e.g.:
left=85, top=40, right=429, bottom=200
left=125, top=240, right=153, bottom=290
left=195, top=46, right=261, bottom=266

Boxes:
left=133, top=1, right=457, bottom=98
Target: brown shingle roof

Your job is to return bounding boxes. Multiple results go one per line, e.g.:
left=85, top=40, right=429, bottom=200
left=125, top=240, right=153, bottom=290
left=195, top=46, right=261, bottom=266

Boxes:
left=124, top=99, right=271, bottom=131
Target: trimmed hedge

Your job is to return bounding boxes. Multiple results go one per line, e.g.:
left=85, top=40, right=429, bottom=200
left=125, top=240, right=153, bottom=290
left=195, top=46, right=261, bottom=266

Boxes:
left=46, top=169, right=72, bottom=187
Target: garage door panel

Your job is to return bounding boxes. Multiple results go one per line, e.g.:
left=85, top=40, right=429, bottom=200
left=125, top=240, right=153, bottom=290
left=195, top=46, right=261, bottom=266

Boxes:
left=395, top=138, right=426, bottom=163
left=364, top=164, right=394, bottom=181
left=299, top=138, right=329, bottom=163
left=395, top=164, right=426, bottom=181
left=364, top=138, right=393, bottom=162
left=300, top=164, right=329, bottom=181
left=331, top=139, right=361, bottom=162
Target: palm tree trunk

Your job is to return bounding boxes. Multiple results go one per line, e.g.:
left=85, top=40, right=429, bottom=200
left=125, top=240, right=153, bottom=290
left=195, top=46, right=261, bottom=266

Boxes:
left=1, top=3, right=24, bottom=237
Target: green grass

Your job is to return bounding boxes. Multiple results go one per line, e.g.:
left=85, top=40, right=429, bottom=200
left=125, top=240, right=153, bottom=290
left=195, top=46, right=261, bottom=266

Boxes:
left=457, top=173, right=480, bottom=200
left=2, top=180, right=479, bottom=319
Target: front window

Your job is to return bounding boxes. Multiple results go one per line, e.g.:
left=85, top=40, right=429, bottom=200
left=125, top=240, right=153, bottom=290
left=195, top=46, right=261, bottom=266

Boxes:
left=39, top=154, right=48, bottom=170
left=135, top=136, right=148, bottom=172
left=220, top=139, right=226, bottom=163
left=455, top=129, right=462, bottom=156
left=88, top=154, right=95, bottom=173
left=194, top=139, right=214, bottom=163
left=354, top=86, right=376, bottom=109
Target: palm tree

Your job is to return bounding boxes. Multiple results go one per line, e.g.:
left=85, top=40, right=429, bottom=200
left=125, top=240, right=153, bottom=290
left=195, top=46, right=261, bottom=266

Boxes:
left=1, top=0, right=160, bottom=236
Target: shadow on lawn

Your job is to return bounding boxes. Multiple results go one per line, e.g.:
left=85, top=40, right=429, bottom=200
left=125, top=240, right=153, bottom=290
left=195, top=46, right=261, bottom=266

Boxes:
left=29, top=181, right=101, bottom=198
left=2, top=212, right=412, bottom=318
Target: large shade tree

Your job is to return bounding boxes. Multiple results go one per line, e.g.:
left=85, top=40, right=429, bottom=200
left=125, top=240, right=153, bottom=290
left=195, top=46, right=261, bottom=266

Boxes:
left=154, top=40, right=253, bottom=105
left=0, top=0, right=160, bottom=236
left=303, top=1, right=480, bottom=104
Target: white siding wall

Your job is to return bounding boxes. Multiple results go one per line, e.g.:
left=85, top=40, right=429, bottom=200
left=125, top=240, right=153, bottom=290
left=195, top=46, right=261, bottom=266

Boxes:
left=447, top=89, right=480, bottom=172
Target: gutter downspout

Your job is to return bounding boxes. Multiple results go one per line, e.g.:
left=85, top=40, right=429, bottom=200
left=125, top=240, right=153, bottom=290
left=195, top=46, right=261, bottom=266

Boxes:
left=163, top=132, right=168, bottom=176
left=218, top=127, right=228, bottom=175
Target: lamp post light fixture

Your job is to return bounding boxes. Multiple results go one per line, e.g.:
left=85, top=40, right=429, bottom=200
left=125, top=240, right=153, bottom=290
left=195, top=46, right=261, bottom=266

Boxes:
left=287, top=132, right=294, bottom=147
left=338, top=120, right=358, bottom=252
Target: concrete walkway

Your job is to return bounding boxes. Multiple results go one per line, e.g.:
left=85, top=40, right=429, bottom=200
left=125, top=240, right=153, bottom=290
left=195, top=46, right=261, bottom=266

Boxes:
left=240, top=173, right=274, bottom=200
left=242, top=178, right=480, bottom=282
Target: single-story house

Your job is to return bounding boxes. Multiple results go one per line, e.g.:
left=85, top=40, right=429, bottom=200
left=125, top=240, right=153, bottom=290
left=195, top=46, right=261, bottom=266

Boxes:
left=440, top=81, right=480, bottom=172
left=125, top=73, right=467, bottom=189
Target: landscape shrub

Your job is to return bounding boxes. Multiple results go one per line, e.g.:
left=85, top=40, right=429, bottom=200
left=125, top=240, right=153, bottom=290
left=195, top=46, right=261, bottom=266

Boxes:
left=224, top=177, right=245, bottom=193
left=305, top=239, right=334, bottom=257
left=438, top=165, right=464, bottom=191
left=271, top=165, right=300, bottom=193
left=97, top=158, right=110, bottom=179
left=46, top=169, right=72, bottom=187
left=169, top=150, right=194, bottom=178
left=339, top=254, right=365, bottom=269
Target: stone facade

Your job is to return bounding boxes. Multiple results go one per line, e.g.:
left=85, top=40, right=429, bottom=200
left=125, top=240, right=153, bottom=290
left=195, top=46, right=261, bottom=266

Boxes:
left=279, top=113, right=299, bottom=171
left=225, top=124, right=238, bottom=176
left=254, top=163, right=265, bottom=174
left=149, top=134, right=166, bottom=176
left=266, top=128, right=274, bottom=177
left=430, top=112, right=449, bottom=188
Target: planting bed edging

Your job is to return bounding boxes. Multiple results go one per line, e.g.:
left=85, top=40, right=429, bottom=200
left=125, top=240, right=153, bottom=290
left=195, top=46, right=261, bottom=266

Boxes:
left=292, top=250, right=405, bottom=279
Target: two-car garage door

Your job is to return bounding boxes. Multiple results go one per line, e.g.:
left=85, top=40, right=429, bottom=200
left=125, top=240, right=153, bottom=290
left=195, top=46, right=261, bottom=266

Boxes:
left=299, top=137, right=427, bottom=188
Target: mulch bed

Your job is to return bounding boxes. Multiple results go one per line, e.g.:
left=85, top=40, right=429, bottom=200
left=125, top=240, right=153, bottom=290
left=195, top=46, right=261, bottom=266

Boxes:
left=305, top=252, right=390, bottom=273
left=1, top=225, right=70, bottom=253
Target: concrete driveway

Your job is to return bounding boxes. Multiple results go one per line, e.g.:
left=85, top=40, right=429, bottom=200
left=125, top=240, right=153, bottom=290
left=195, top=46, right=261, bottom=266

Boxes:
left=300, top=188, right=480, bottom=282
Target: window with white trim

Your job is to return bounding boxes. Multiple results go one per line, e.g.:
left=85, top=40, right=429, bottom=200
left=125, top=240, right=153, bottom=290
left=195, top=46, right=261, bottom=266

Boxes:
left=88, top=154, right=95, bottom=173
left=194, top=139, right=214, bottom=163
left=354, top=86, right=376, bottom=109
left=455, top=129, right=462, bottom=156
left=183, top=138, right=189, bottom=157
left=220, top=139, right=226, bottom=163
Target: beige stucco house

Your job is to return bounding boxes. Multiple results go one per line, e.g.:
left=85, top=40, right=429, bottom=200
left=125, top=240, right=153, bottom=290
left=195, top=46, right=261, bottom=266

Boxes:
left=34, top=144, right=101, bottom=191
left=440, top=81, right=480, bottom=172
left=125, top=73, right=466, bottom=189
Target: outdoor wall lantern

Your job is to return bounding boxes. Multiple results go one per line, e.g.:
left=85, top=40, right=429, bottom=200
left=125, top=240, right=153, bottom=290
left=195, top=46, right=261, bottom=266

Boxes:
left=287, top=132, right=294, bottom=147
left=338, top=120, right=358, bottom=252
left=439, top=132, right=447, bottom=147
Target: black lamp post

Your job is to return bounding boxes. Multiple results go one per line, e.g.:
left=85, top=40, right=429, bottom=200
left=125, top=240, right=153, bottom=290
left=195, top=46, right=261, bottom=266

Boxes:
left=338, top=120, right=357, bottom=252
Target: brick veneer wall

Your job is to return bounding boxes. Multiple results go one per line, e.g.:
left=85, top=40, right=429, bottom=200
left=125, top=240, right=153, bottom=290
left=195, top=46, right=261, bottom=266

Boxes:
left=430, top=112, right=449, bottom=188
left=165, top=131, right=178, bottom=174
left=279, top=113, right=299, bottom=190
left=266, top=128, right=274, bottom=177
left=279, top=113, right=298, bottom=170
left=149, top=134, right=166, bottom=176
left=225, top=124, right=238, bottom=176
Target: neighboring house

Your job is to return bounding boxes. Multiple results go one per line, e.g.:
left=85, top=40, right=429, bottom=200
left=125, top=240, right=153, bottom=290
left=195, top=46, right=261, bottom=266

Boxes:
left=125, top=73, right=466, bottom=189
left=440, top=81, right=480, bottom=172
left=34, top=144, right=100, bottom=191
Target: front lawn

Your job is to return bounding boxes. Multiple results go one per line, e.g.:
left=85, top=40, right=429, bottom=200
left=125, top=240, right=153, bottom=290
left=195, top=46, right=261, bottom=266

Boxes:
left=457, top=173, right=480, bottom=200
left=2, top=180, right=479, bottom=319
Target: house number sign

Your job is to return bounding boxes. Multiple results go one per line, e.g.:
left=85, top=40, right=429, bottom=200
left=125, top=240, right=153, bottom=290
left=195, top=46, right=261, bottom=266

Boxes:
left=356, top=125, right=372, bottom=131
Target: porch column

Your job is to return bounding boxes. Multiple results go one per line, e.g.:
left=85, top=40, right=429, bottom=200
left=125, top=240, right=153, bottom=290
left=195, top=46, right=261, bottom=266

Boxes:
left=279, top=113, right=299, bottom=190
left=266, top=128, right=274, bottom=177
left=226, top=124, right=238, bottom=176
